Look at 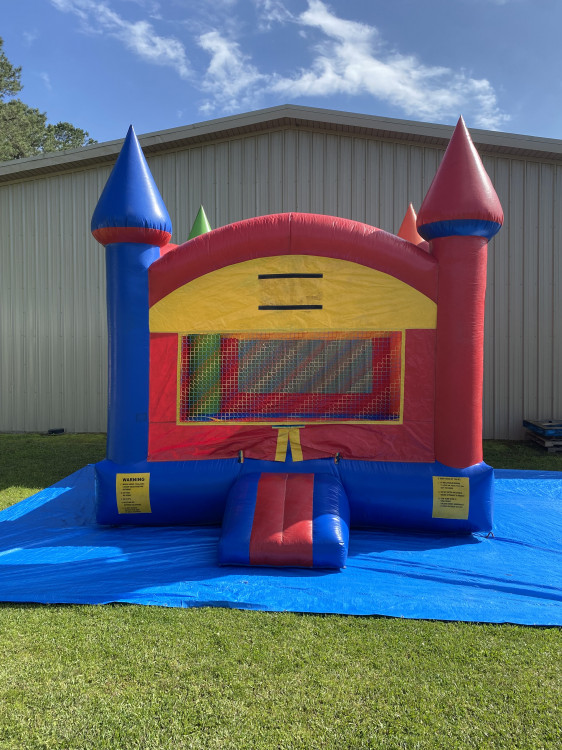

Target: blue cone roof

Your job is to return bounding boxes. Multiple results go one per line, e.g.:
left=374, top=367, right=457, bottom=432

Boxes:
left=91, top=125, right=172, bottom=247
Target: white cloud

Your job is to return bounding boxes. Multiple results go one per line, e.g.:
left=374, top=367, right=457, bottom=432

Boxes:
left=269, top=0, right=509, bottom=130
left=50, top=0, right=510, bottom=130
left=121, top=0, right=162, bottom=11
left=198, top=31, right=265, bottom=113
left=50, top=0, right=89, bottom=21
left=40, top=72, right=52, bottom=90
left=23, top=30, right=39, bottom=45
left=50, top=0, right=190, bottom=79
left=254, top=0, right=293, bottom=28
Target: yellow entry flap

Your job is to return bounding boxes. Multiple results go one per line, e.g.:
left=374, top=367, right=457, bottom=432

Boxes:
left=273, top=426, right=304, bottom=462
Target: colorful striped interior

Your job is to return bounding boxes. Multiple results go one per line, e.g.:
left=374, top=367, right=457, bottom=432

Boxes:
left=178, top=331, right=402, bottom=423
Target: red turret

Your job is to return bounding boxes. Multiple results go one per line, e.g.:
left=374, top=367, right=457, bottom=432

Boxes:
left=417, top=118, right=503, bottom=469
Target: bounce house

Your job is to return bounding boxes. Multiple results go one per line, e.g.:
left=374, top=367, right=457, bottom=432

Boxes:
left=91, top=117, right=503, bottom=570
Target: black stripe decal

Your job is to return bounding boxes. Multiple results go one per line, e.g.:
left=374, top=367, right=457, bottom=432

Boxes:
left=258, top=273, right=323, bottom=279
left=258, top=305, right=323, bottom=310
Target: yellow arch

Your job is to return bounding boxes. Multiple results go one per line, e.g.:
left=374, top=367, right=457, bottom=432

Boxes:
left=149, top=255, right=436, bottom=333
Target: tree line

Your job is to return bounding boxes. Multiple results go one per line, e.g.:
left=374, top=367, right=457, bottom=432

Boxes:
left=0, top=37, right=96, bottom=162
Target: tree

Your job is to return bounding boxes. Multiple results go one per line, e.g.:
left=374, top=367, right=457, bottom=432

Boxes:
left=0, top=36, right=22, bottom=99
left=0, top=37, right=96, bottom=162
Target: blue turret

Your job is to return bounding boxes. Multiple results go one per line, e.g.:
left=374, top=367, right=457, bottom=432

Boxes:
left=92, top=125, right=172, bottom=246
left=92, top=126, right=172, bottom=464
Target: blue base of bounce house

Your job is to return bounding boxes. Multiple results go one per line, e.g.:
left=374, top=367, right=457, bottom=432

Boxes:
left=95, top=457, right=493, bottom=542
left=0, top=465, right=560, bottom=625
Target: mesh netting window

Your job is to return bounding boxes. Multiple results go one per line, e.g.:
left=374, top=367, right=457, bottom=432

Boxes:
left=179, top=332, right=401, bottom=423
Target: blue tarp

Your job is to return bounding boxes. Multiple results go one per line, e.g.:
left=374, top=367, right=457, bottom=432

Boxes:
left=0, top=465, right=560, bottom=625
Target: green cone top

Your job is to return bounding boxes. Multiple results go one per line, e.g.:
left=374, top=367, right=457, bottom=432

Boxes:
left=188, top=206, right=212, bottom=240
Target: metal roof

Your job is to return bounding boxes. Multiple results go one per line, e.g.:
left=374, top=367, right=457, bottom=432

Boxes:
left=2, top=104, right=562, bottom=185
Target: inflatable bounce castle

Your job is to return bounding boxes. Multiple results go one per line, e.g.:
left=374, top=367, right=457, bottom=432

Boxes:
left=91, top=117, right=503, bottom=570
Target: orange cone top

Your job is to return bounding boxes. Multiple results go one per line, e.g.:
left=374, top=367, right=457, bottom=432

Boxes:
left=397, top=204, right=429, bottom=250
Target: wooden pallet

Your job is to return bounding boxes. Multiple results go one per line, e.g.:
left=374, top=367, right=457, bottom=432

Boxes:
left=523, top=419, right=562, bottom=438
left=526, top=430, right=562, bottom=453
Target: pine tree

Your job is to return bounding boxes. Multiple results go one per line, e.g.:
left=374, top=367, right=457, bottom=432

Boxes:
left=0, top=37, right=96, bottom=162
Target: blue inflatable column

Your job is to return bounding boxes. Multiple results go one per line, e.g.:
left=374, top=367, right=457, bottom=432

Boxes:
left=91, top=126, right=172, bottom=465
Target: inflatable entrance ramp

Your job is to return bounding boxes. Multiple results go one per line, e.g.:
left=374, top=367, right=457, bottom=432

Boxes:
left=219, top=473, right=350, bottom=569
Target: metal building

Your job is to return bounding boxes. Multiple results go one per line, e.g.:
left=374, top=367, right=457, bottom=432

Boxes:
left=1, top=104, right=560, bottom=438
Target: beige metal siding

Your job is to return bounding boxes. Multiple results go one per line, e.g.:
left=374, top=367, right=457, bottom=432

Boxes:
left=1, top=169, right=109, bottom=433
left=482, top=154, right=562, bottom=438
left=153, top=132, right=441, bottom=229
left=1, top=126, right=560, bottom=438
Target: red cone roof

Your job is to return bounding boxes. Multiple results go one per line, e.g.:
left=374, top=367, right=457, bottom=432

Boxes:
left=417, top=117, right=503, bottom=239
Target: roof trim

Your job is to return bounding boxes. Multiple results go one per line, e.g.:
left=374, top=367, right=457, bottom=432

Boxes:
left=1, top=104, right=562, bottom=184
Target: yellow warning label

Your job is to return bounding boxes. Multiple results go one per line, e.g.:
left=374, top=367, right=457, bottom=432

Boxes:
left=432, top=476, right=469, bottom=520
left=116, top=473, right=151, bottom=514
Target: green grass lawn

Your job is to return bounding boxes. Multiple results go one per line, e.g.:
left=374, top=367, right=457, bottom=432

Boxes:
left=0, top=432, right=107, bottom=511
left=0, top=434, right=560, bottom=749
left=483, top=439, right=562, bottom=471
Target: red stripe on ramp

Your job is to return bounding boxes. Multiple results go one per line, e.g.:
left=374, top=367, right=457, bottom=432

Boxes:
left=250, top=474, right=314, bottom=567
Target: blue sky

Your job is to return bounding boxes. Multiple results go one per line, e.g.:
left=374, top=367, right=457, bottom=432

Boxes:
left=2, top=0, right=561, bottom=145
